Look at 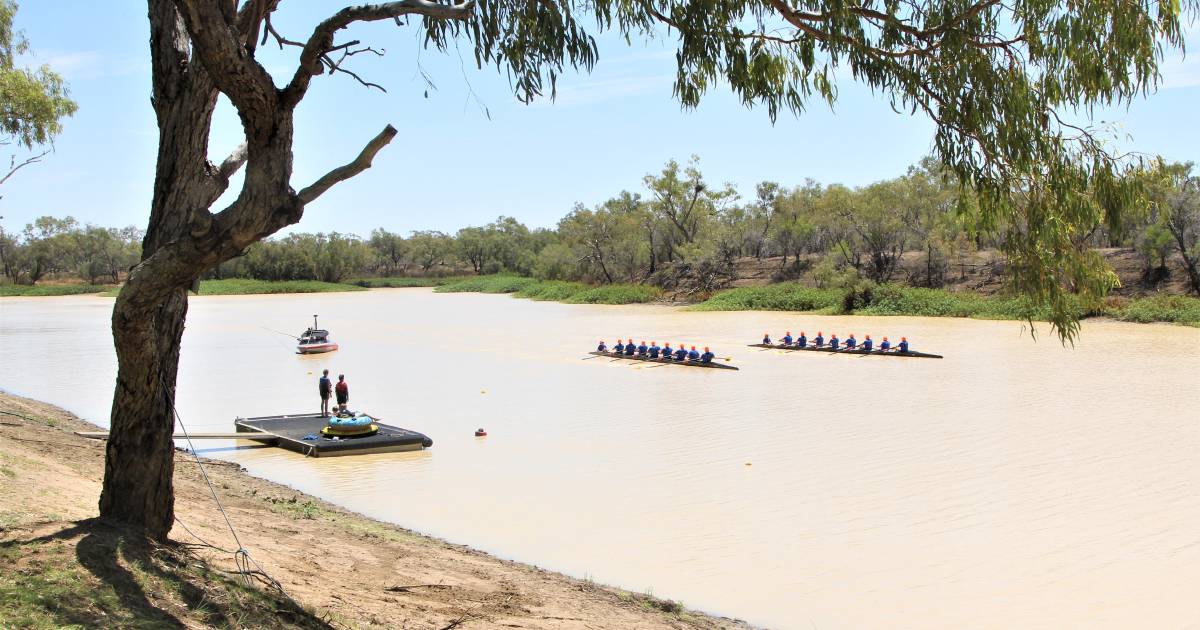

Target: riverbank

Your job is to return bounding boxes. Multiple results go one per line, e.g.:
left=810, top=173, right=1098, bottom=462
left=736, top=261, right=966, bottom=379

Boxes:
left=0, top=392, right=751, bottom=629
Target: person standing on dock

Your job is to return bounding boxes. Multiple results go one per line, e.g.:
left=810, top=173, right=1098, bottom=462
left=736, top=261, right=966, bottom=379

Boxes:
left=335, top=374, right=349, bottom=412
left=318, top=369, right=332, bottom=416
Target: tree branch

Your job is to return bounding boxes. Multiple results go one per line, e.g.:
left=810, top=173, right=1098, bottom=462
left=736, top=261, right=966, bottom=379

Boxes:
left=0, top=151, right=50, bottom=187
left=283, top=0, right=475, bottom=106
left=297, top=125, right=397, bottom=204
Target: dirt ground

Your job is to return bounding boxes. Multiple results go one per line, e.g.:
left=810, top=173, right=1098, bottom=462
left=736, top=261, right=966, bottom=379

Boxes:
left=0, top=392, right=753, bottom=629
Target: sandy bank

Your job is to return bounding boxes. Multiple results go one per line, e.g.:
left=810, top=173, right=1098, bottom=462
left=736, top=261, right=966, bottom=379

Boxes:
left=0, top=392, right=752, bottom=629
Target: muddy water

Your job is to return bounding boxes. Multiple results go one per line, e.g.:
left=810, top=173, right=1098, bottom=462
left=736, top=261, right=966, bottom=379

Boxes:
left=2, top=289, right=1198, bottom=628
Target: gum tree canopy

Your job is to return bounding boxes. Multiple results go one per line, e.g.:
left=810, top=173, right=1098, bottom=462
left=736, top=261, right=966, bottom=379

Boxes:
left=107, top=0, right=1193, bottom=539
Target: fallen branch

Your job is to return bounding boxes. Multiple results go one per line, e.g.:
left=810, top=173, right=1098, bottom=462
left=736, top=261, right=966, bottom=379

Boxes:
left=385, top=583, right=454, bottom=592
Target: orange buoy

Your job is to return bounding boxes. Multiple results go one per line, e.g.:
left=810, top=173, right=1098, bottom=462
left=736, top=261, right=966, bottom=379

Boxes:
left=475, top=428, right=487, bottom=437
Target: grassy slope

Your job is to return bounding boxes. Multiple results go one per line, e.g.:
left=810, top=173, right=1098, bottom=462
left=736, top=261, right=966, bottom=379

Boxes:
left=692, top=283, right=1200, bottom=327
left=435, top=275, right=661, bottom=305
left=0, top=284, right=113, bottom=297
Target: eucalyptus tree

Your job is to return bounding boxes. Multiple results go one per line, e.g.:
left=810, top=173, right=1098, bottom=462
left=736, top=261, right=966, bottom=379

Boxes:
left=110, top=0, right=1193, bottom=540
left=1150, top=162, right=1200, bottom=293
left=0, top=0, right=76, bottom=188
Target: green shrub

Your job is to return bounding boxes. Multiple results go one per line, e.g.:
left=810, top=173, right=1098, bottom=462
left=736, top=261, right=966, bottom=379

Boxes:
left=348, top=276, right=464, bottom=288
left=515, top=280, right=587, bottom=301
left=690, top=283, right=842, bottom=312
left=1112, top=294, right=1200, bottom=325
left=566, top=284, right=661, bottom=304
left=195, top=279, right=364, bottom=295
left=433, top=275, right=540, bottom=294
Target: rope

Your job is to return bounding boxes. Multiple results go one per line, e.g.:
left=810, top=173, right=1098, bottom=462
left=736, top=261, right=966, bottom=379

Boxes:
left=156, top=372, right=288, bottom=596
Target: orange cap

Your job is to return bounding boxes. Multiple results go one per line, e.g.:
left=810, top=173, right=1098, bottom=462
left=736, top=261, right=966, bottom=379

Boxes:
left=865, top=335, right=871, bottom=340
left=786, top=331, right=791, bottom=335
left=800, top=331, right=805, bottom=335
left=691, top=345, right=696, bottom=350
left=818, top=331, right=823, bottom=335
left=704, top=346, right=710, bottom=351
left=651, top=341, right=657, bottom=345
left=883, top=337, right=888, bottom=340
left=901, top=337, right=907, bottom=341
left=640, top=340, right=645, bottom=344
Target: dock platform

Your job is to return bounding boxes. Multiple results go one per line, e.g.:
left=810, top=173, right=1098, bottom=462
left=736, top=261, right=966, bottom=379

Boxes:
left=235, top=412, right=433, bottom=457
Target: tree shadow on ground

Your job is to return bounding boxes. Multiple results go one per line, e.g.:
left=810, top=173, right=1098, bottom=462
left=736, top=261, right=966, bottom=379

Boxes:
left=1, top=518, right=335, bottom=629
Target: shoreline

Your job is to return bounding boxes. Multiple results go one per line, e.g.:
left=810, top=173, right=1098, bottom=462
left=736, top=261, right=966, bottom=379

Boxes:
left=5, top=276, right=1197, bottom=328
left=0, top=391, right=753, bottom=629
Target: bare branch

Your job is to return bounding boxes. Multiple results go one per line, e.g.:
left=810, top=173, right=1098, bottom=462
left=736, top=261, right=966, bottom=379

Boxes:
left=216, top=143, right=249, bottom=182
left=0, top=151, right=50, bottom=187
left=283, top=0, right=475, bottom=106
left=297, top=125, right=397, bottom=204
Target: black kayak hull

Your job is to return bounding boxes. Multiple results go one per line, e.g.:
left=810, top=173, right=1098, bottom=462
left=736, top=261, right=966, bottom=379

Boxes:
left=747, top=343, right=943, bottom=359
left=588, top=351, right=740, bottom=370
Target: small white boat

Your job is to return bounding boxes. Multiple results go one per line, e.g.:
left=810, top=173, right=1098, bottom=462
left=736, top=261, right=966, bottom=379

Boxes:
left=297, top=315, right=339, bottom=354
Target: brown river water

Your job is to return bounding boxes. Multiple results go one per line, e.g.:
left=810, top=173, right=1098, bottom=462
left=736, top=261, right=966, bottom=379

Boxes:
left=2, top=289, right=1198, bottom=628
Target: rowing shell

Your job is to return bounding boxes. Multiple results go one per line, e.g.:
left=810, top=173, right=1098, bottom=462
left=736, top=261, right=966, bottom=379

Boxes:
left=747, top=343, right=943, bottom=359
left=588, top=351, right=740, bottom=370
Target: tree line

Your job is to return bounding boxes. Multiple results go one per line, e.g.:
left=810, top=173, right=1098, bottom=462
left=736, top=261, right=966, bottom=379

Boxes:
left=5, top=157, right=1197, bottom=294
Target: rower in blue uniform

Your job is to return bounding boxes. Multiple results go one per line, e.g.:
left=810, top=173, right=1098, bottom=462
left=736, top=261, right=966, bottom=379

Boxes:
left=879, top=336, right=891, bottom=351
left=797, top=331, right=808, bottom=347
left=612, top=339, right=624, bottom=354
left=674, top=344, right=688, bottom=361
left=813, top=331, right=825, bottom=347
left=624, top=339, right=637, bottom=356
left=898, top=336, right=909, bottom=353
left=700, top=346, right=715, bottom=364
left=597, top=340, right=607, bottom=352
left=661, top=342, right=673, bottom=360
left=648, top=341, right=661, bottom=358
left=781, top=331, right=793, bottom=345
left=762, top=332, right=772, bottom=345
left=829, top=333, right=840, bottom=350
left=636, top=340, right=648, bottom=356
left=862, top=335, right=874, bottom=352
left=845, top=334, right=857, bottom=350
left=687, top=345, right=701, bottom=362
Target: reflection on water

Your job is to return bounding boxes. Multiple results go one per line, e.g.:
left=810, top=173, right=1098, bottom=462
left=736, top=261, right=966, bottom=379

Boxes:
left=2, top=290, right=1199, bottom=628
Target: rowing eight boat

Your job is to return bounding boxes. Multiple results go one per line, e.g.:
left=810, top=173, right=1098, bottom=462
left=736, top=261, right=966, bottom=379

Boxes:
left=747, top=343, right=943, bottom=359
left=588, top=351, right=740, bottom=370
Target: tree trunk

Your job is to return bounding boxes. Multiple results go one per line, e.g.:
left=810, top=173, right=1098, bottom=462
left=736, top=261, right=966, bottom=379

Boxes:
left=100, top=287, right=187, bottom=540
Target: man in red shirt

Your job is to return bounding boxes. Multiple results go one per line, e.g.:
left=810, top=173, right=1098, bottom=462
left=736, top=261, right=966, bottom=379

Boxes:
left=335, top=374, right=349, bottom=413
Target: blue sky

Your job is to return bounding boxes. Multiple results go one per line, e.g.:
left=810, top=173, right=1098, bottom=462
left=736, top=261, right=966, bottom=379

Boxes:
left=3, top=2, right=1198, bottom=237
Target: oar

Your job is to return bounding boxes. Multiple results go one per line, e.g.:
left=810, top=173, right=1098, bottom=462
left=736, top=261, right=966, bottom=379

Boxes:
left=582, top=354, right=604, bottom=360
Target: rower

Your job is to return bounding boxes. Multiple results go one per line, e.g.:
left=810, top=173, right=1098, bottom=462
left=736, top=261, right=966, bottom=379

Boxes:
left=898, top=336, right=909, bottom=353
left=612, top=339, right=624, bottom=354
left=762, top=332, right=772, bottom=345
left=648, top=341, right=661, bottom=359
left=636, top=340, right=648, bottom=356
left=797, top=331, right=808, bottom=348
left=661, top=342, right=673, bottom=360
left=879, top=336, right=891, bottom=351
left=687, top=345, right=701, bottom=362
left=845, top=334, right=857, bottom=350
left=674, top=344, right=688, bottom=361
left=624, top=339, right=637, bottom=356
left=813, top=331, right=825, bottom=347
left=700, top=346, right=715, bottom=364
left=862, top=335, right=874, bottom=352
left=597, top=340, right=607, bottom=352
left=829, top=333, right=840, bottom=350
left=781, top=331, right=793, bottom=345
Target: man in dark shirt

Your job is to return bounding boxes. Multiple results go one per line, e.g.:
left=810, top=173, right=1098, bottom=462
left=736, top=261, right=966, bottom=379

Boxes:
left=318, top=369, right=332, bottom=416
left=335, top=374, right=349, bottom=413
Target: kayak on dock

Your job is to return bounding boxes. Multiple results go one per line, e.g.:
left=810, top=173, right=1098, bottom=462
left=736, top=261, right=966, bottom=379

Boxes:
left=588, top=350, right=739, bottom=370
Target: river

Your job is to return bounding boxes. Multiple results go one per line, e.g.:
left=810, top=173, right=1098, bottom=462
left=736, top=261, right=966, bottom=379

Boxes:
left=1, top=289, right=1197, bottom=628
